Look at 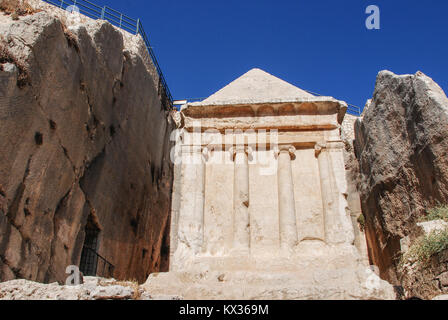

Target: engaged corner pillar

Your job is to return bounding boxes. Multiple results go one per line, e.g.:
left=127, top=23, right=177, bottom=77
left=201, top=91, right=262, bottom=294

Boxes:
left=230, top=145, right=252, bottom=255
left=275, top=145, right=298, bottom=251
left=177, top=145, right=206, bottom=256
left=315, top=141, right=354, bottom=245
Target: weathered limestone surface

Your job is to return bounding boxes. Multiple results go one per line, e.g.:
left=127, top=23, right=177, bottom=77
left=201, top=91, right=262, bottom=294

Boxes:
left=354, top=70, right=448, bottom=286
left=0, top=276, right=181, bottom=300
left=145, top=69, right=394, bottom=299
left=0, top=2, right=174, bottom=284
left=340, top=114, right=369, bottom=265
left=416, top=220, right=448, bottom=235
left=144, top=266, right=393, bottom=300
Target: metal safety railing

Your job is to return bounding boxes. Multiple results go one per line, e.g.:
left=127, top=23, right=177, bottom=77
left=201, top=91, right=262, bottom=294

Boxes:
left=81, top=246, right=115, bottom=278
left=346, top=104, right=362, bottom=116
left=42, top=0, right=174, bottom=109
left=304, top=89, right=362, bottom=116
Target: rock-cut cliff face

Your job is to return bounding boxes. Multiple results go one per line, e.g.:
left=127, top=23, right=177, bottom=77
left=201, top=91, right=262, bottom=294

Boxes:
left=0, top=2, right=175, bottom=284
left=354, top=70, right=448, bottom=286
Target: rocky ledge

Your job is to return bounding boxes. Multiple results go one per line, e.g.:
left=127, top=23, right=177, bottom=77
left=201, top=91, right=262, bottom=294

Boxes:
left=0, top=277, right=181, bottom=300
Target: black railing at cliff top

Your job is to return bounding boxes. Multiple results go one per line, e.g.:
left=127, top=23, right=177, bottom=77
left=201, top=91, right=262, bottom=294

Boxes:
left=304, top=89, right=362, bottom=116
left=42, top=0, right=174, bottom=109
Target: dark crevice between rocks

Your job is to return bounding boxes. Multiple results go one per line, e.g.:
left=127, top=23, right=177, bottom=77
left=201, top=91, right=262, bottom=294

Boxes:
left=0, top=221, right=12, bottom=261
left=83, top=90, right=105, bottom=142
left=46, top=185, right=74, bottom=283
left=77, top=146, right=106, bottom=236
left=34, top=132, right=43, bottom=145
left=0, top=219, right=26, bottom=280
left=59, top=144, right=77, bottom=176
left=159, top=218, right=170, bottom=272
left=130, top=217, right=139, bottom=235
left=62, top=28, right=79, bottom=54
left=7, top=155, right=32, bottom=225
left=109, top=125, right=116, bottom=138
left=49, top=119, right=57, bottom=130
left=54, top=188, right=71, bottom=217
left=82, top=147, right=105, bottom=175
left=0, top=254, right=22, bottom=279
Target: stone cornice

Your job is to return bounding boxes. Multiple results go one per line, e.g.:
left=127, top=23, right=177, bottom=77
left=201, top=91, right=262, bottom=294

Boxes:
left=181, top=99, right=348, bottom=126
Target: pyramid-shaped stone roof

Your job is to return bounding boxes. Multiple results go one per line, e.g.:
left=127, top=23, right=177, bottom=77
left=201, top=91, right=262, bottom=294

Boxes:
left=183, top=68, right=348, bottom=124
left=190, top=68, right=321, bottom=106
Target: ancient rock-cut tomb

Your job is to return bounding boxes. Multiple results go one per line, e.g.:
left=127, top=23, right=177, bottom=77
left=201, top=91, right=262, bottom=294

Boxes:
left=144, top=68, right=394, bottom=299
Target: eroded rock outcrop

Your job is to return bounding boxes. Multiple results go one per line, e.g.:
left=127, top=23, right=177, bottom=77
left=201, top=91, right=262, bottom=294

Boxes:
left=354, top=71, right=448, bottom=289
left=0, top=1, right=174, bottom=284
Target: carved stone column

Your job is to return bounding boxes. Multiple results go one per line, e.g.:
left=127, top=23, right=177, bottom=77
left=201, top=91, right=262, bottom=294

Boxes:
left=231, top=145, right=252, bottom=254
left=275, top=145, right=298, bottom=251
left=177, top=145, right=206, bottom=256
left=315, top=141, right=354, bottom=245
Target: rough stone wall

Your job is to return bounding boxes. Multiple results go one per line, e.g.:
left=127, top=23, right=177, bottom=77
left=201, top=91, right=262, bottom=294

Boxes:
left=354, top=70, right=448, bottom=285
left=0, top=2, right=174, bottom=284
left=340, top=113, right=369, bottom=265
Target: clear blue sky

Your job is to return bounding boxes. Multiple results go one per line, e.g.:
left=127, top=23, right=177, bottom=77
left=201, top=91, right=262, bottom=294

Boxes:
left=97, top=0, right=447, bottom=111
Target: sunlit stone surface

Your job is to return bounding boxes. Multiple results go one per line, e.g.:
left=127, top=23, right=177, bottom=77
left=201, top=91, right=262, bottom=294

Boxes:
left=144, top=69, right=395, bottom=300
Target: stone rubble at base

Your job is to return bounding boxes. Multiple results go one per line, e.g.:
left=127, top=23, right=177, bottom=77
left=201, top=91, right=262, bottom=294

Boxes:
left=0, top=277, right=181, bottom=300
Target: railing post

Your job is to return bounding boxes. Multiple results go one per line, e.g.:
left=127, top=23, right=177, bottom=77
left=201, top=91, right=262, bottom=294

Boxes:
left=101, top=6, right=105, bottom=19
left=136, top=19, right=140, bottom=35
left=119, top=14, right=123, bottom=27
left=59, top=0, right=64, bottom=8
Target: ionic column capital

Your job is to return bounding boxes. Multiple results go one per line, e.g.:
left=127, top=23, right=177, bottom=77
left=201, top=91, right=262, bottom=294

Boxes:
left=201, top=144, right=223, bottom=160
left=202, top=146, right=212, bottom=162
left=314, top=141, right=344, bottom=157
left=274, top=145, right=296, bottom=160
left=229, top=145, right=253, bottom=162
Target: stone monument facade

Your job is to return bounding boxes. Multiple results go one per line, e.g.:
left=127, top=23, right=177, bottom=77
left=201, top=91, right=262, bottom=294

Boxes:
left=143, top=69, right=394, bottom=299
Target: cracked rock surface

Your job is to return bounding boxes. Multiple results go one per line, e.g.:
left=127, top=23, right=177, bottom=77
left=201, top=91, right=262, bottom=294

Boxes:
left=354, top=70, right=448, bottom=290
left=0, top=2, right=174, bottom=284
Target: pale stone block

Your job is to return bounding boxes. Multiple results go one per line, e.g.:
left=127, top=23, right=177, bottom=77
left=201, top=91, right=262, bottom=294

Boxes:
left=203, top=153, right=234, bottom=256
left=292, top=148, right=325, bottom=242
left=248, top=154, right=280, bottom=255
left=417, top=220, right=448, bottom=236
left=316, top=142, right=355, bottom=245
